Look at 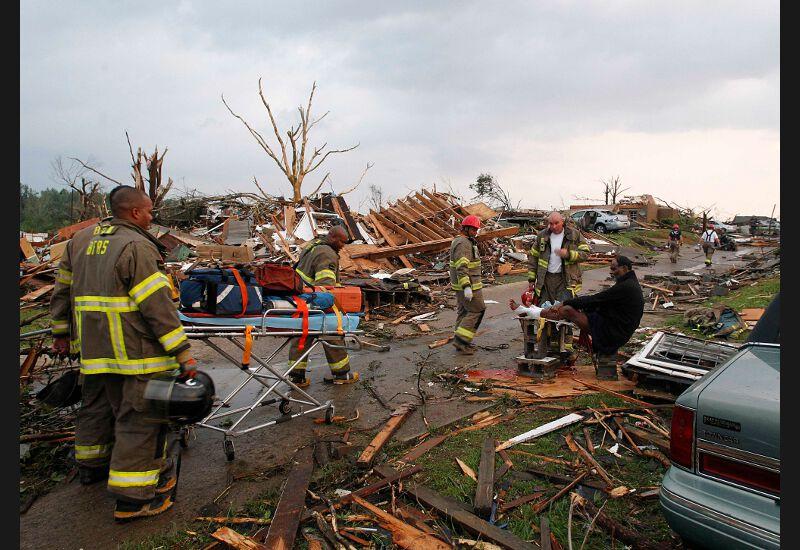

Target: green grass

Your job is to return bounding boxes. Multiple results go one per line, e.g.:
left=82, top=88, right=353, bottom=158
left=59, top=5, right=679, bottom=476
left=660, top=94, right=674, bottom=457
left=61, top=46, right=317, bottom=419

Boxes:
left=657, top=275, right=779, bottom=341
left=379, top=396, right=677, bottom=549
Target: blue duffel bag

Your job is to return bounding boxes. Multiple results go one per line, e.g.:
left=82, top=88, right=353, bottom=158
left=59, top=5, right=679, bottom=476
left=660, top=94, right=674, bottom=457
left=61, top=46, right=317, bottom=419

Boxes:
left=180, top=268, right=263, bottom=316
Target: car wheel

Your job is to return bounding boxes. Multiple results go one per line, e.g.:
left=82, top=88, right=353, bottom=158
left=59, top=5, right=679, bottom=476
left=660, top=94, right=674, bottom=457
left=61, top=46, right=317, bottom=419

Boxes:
left=594, top=223, right=606, bottom=233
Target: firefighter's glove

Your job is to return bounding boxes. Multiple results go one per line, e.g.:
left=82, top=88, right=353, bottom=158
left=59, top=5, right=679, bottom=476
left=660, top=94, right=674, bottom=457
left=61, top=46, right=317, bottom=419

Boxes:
left=179, top=358, right=198, bottom=379
left=463, top=287, right=473, bottom=301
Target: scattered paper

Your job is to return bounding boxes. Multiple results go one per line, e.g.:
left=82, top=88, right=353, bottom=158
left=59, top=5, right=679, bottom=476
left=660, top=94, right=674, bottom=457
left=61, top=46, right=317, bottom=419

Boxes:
left=484, top=300, right=499, bottom=304
left=607, top=443, right=621, bottom=457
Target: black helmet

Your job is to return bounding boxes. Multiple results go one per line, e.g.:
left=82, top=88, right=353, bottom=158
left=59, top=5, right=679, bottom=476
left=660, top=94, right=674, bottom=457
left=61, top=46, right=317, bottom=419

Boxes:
left=143, top=370, right=215, bottom=425
left=37, top=369, right=82, bottom=407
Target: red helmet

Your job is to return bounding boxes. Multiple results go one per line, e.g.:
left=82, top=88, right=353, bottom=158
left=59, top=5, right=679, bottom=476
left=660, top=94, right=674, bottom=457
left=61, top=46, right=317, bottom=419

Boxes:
left=461, top=215, right=481, bottom=229
left=673, top=224, right=679, bottom=229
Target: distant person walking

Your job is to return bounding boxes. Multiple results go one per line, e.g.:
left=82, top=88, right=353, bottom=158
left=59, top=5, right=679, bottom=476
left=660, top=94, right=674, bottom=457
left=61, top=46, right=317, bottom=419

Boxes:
left=667, top=224, right=682, bottom=264
left=701, top=224, right=721, bottom=267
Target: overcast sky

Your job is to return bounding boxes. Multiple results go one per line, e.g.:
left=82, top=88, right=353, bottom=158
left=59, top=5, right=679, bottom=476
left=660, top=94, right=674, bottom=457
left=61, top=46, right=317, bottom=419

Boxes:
left=20, top=1, right=779, bottom=220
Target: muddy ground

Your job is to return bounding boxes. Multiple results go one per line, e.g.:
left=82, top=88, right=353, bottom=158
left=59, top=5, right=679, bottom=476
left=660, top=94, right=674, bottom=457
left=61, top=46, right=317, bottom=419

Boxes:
left=20, top=245, right=755, bottom=549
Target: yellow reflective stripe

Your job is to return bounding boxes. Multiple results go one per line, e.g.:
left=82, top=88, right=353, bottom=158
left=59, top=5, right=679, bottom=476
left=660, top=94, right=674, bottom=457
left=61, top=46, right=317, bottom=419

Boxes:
left=314, top=269, right=337, bottom=283
left=159, top=326, right=187, bottom=352
left=467, top=260, right=481, bottom=269
left=295, top=268, right=315, bottom=285
left=538, top=259, right=549, bottom=267
left=75, top=443, right=112, bottom=460
left=107, top=312, right=127, bottom=360
left=75, top=295, right=139, bottom=312
left=455, top=326, right=475, bottom=341
left=451, top=283, right=463, bottom=290
left=129, top=272, right=170, bottom=305
left=526, top=271, right=537, bottom=279
left=577, top=244, right=591, bottom=251
left=80, top=356, right=178, bottom=375
left=450, top=257, right=470, bottom=268
left=51, top=320, right=70, bottom=335
left=328, top=355, right=350, bottom=371
left=471, top=282, right=483, bottom=290
left=458, top=276, right=470, bottom=287
left=288, top=360, right=308, bottom=369
left=570, top=250, right=579, bottom=262
left=56, top=268, right=73, bottom=285
left=528, top=248, right=539, bottom=258
left=108, top=469, right=160, bottom=488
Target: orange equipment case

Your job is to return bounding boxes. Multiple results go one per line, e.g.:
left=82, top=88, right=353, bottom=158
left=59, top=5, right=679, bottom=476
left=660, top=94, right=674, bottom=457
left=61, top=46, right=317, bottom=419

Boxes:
left=304, top=285, right=363, bottom=313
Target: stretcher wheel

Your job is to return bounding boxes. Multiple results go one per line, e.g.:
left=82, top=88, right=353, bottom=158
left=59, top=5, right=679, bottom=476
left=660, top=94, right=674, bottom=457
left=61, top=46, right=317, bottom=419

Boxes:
left=223, top=438, right=235, bottom=461
left=325, top=406, right=335, bottom=425
left=179, top=427, right=190, bottom=449
left=279, top=399, right=293, bottom=415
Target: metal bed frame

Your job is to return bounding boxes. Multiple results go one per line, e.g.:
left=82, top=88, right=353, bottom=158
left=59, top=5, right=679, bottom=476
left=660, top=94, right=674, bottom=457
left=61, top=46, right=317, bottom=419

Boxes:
left=183, top=308, right=380, bottom=460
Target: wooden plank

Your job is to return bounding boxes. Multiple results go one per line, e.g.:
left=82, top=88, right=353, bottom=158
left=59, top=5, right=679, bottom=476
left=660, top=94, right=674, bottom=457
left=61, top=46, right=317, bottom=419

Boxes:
left=398, top=434, right=449, bottom=463
left=367, top=213, right=413, bottom=268
left=540, top=517, right=552, bottom=550
left=571, top=379, right=656, bottom=410
left=498, top=491, right=545, bottom=513
left=357, top=404, right=415, bottom=467
left=531, top=472, right=587, bottom=514
left=399, top=403, right=495, bottom=443
left=383, top=206, right=441, bottom=242
left=371, top=210, right=418, bottom=244
left=211, top=527, right=266, bottom=550
left=330, top=197, right=357, bottom=241
left=456, top=458, right=477, bottom=481
left=374, top=464, right=475, bottom=514
left=612, top=416, right=643, bottom=456
left=271, top=215, right=299, bottom=263
left=400, top=481, right=538, bottom=550
left=496, top=413, right=584, bottom=452
left=283, top=206, right=297, bottom=238
left=564, top=434, right=613, bottom=488
left=350, top=227, right=519, bottom=259
left=261, top=446, right=316, bottom=549
left=474, top=438, right=496, bottom=519
left=20, top=284, right=54, bottom=302
left=301, top=464, right=422, bottom=522
left=624, top=425, right=671, bottom=455
left=351, top=495, right=451, bottom=550
left=511, top=468, right=608, bottom=492
left=428, top=336, right=454, bottom=349
left=582, top=427, right=595, bottom=454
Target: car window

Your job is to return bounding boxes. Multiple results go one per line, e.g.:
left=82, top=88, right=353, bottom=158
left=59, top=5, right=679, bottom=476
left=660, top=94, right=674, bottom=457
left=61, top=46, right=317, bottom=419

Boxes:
left=571, top=211, right=584, bottom=219
left=601, top=211, right=614, bottom=216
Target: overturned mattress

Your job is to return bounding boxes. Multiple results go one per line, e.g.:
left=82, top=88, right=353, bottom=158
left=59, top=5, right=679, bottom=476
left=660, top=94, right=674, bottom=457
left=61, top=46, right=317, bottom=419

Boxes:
left=179, top=311, right=361, bottom=332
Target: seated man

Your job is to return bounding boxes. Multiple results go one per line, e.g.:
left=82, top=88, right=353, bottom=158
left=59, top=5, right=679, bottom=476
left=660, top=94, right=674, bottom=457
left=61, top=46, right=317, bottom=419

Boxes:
left=536, top=256, right=644, bottom=380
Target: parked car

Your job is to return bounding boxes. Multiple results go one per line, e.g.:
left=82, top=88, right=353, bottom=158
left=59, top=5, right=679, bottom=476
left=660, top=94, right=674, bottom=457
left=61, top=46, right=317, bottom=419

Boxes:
left=660, top=294, right=780, bottom=549
left=569, top=209, right=630, bottom=233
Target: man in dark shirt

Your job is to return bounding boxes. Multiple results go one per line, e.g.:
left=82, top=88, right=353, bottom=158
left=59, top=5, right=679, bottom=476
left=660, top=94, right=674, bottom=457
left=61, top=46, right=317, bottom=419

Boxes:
left=667, top=224, right=682, bottom=263
left=540, top=255, right=644, bottom=380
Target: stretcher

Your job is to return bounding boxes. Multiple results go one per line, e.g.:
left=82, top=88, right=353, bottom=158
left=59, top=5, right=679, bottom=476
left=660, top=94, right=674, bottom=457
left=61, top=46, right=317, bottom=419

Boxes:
left=181, top=307, right=382, bottom=461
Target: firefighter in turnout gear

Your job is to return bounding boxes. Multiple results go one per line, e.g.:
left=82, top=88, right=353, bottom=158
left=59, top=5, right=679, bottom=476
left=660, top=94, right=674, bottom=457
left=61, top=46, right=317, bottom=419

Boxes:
left=667, top=224, right=682, bottom=263
left=450, top=215, right=486, bottom=355
left=526, top=211, right=591, bottom=362
left=288, top=225, right=359, bottom=386
left=49, top=186, right=193, bottom=522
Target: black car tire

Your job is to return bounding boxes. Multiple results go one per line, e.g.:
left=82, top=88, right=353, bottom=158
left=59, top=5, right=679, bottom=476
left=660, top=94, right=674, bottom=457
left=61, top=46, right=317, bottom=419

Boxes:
left=594, top=223, right=606, bottom=233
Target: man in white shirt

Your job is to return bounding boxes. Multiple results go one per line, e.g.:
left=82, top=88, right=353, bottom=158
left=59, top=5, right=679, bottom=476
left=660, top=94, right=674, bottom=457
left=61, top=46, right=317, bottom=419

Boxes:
left=701, top=224, right=721, bottom=266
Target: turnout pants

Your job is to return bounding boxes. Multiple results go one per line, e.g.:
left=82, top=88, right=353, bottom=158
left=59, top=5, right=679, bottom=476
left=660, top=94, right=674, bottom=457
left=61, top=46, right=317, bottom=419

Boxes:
left=288, top=336, right=350, bottom=377
left=702, top=243, right=715, bottom=265
left=540, top=272, right=575, bottom=353
left=454, top=289, right=486, bottom=345
left=669, top=241, right=680, bottom=263
left=75, top=373, right=175, bottom=502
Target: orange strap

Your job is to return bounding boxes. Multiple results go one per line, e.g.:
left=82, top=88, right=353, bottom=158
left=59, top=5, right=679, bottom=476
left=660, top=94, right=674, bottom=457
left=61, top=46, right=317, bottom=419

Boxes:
left=332, top=304, right=344, bottom=334
left=229, top=268, right=248, bottom=317
left=242, top=325, right=253, bottom=367
left=292, top=297, right=310, bottom=351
